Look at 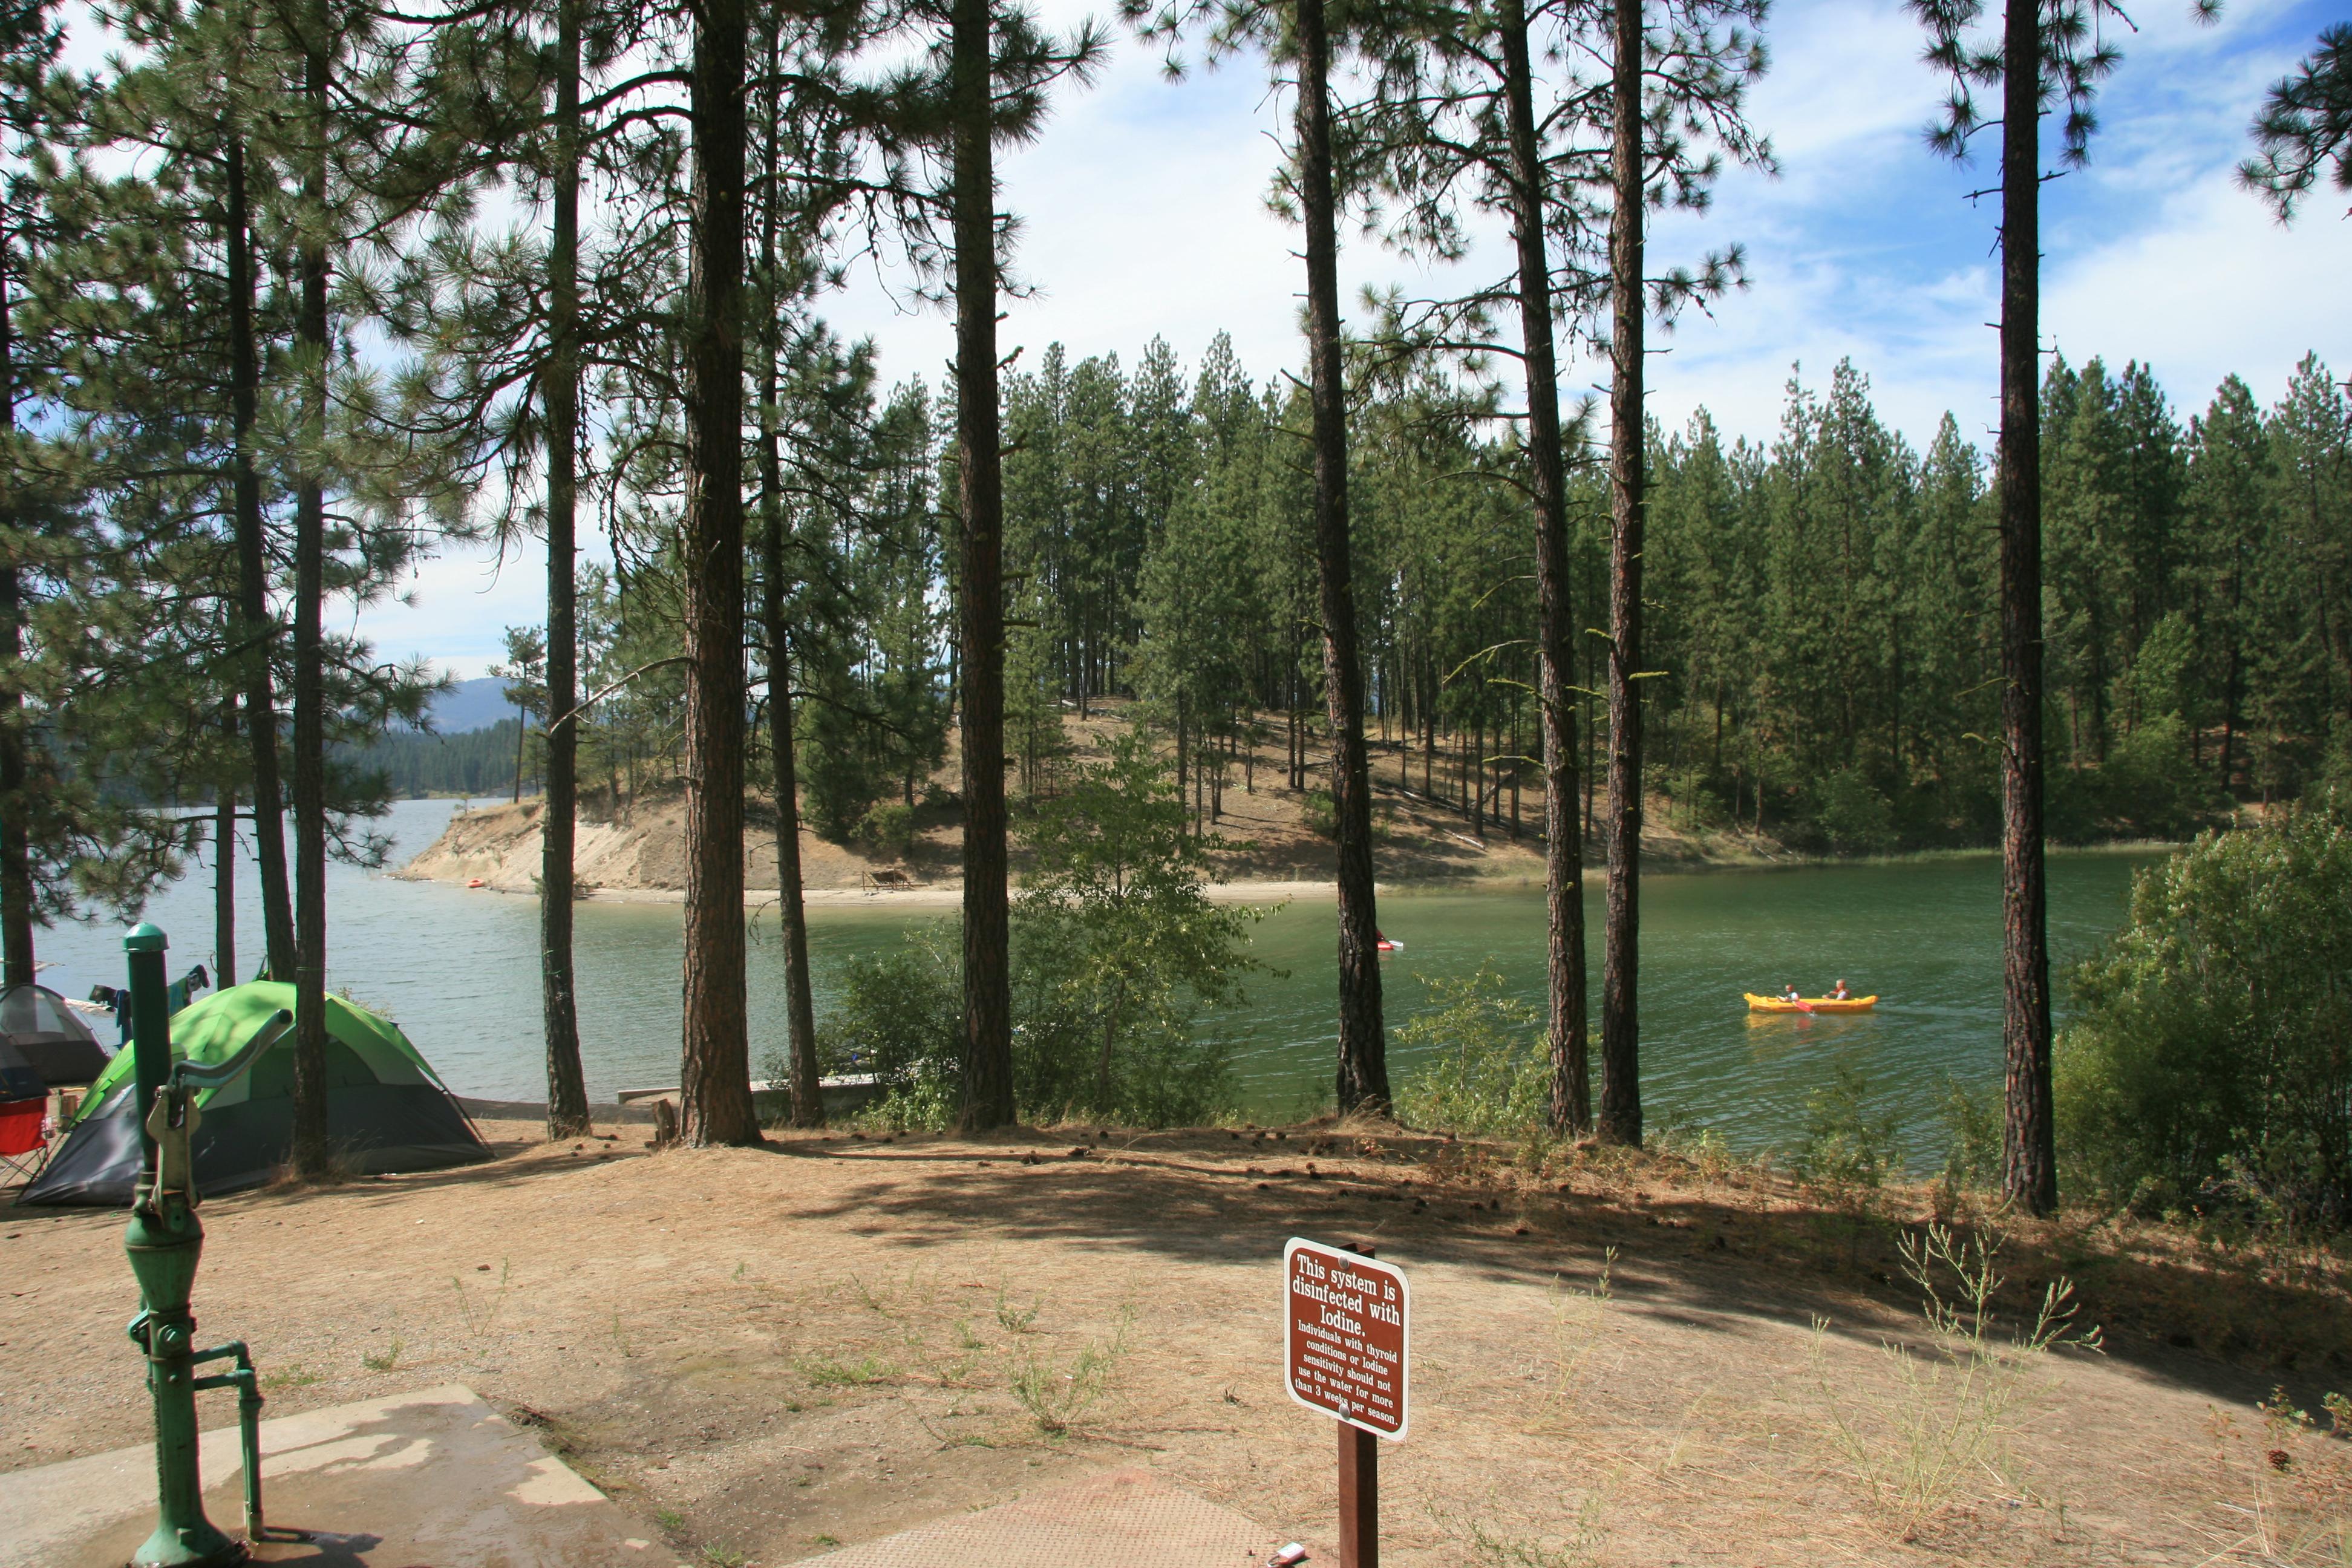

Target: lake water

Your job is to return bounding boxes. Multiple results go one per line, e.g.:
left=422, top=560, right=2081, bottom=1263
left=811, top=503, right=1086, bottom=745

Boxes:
left=34, top=797, right=2160, bottom=1156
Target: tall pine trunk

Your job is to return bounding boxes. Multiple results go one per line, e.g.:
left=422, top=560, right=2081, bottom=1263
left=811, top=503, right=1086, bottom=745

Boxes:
left=0, top=218, right=30, bottom=991
left=1598, top=0, right=1644, bottom=1148
left=225, top=129, right=295, bottom=979
left=215, top=709, right=236, bottom=988
left=954, top=0, right=1015, bottom=1129
left=288, top=19, right=332, bottom=1179
left=0, top=562, right=28, bottom=993
left=756, top=36, right=822, bottom=1129
left=1500, top=0, right=1589, bottom=1135
left=540, top=0, right=591, bottom=1141
left=1998, top=0, right=2054, bottom=1214
left=678, top=0, right=759, bottom=1147
left=763, top=595, right=823, bottom=1125
left=1298, top=0, right=1388, bottom=1114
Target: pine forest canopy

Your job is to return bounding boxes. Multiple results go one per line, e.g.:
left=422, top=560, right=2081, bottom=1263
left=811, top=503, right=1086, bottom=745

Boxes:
left=350, top=338, right=2352, bottom=853
left=0, top=0, right=2343, bottom=1175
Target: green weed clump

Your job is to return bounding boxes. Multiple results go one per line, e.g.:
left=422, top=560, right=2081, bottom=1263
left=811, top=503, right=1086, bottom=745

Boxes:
left=449, top=1258, right=514, bottom=1340
left=1808, top=1222, right=2099, bottom=1532
left=1429, top=1494, right=1609, bottom=1568
left=793, top=1353, right=896, bottom=1388
left=1008, top=1308, right=1133, bottom=1437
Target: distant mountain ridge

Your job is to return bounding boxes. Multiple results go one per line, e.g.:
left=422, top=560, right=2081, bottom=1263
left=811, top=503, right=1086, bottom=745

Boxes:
left=420, top=676, right=518, bottom=735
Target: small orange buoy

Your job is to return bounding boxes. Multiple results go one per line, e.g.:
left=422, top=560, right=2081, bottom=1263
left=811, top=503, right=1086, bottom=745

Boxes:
left=466, top=878, right=486, bottom=889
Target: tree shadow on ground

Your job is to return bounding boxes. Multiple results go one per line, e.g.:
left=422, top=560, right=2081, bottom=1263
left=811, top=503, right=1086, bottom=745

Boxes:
left=742, top=1123, right=2345, bottom=1414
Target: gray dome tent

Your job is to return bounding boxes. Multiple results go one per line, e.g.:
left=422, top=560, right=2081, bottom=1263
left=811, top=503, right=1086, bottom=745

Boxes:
left=0, top=983, right=111, bottom=1087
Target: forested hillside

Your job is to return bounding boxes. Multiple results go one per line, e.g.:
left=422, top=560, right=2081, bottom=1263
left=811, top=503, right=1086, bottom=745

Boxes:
left=517, top=336, right=2347, bottom=857
left=349, top=720, right=528, bottom=800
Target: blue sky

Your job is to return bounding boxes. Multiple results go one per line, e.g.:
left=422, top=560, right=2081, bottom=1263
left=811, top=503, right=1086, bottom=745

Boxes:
left=356, top=0, right=2352, bottom=679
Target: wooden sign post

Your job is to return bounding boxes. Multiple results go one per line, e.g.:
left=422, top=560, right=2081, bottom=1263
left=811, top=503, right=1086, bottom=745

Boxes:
left=1284, top=1239, right=1410, bottom=1568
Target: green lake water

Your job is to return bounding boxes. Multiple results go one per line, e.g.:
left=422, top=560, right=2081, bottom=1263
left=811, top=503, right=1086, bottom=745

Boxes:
left=40, top=799, right=2160, bottom=1156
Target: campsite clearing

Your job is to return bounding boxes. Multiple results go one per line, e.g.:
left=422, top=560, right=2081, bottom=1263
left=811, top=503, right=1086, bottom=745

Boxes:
left=3, top=1119, right=2347, bottom=1566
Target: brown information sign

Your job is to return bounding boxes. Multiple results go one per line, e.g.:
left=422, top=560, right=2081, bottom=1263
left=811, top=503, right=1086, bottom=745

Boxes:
left=1284, top=1238, right=1410, bottom=1440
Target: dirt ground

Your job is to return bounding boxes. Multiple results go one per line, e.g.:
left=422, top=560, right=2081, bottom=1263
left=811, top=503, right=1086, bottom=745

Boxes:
left=7, top=1119, right=2350, bottom=1567
left=399, top=703, right=1794, bottom=900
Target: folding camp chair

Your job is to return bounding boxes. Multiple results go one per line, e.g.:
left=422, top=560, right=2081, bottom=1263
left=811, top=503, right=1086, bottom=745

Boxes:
left=0, top=1096, right=50, bottom=1186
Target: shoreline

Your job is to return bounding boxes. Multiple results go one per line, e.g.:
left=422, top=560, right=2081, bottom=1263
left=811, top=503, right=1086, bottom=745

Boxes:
left=391, top=839, right=2182, bottom=906
left=391, top=875, right=1348, bottom=907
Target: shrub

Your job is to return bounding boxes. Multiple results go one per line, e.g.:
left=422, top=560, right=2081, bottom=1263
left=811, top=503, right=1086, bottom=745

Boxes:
left=1809, top=766, right=1896, bottom=855
left=2056, top=808, right=2352, bottom=1229
left=1937, top=1075, right=2000, bottom=1193
left=1790, top=1064, right=1900, bottom=1195
left=1394, top=965, right=1549, bottom=1138
left=2096, top=713, right=2214, bottom=840
left=854, top=800, right=918, bottom=860
left=1303, top=788, right=1338, bottom=840
left=800, top=924, right=962, bottom=1128
left=1661, top=765, right=1723, bottom=834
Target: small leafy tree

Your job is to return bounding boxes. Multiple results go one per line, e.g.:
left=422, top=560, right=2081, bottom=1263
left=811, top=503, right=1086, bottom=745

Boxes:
left=1394, top=965, right=1548, bottom=1138
left=794, top=923, right=963, bottom=1129
left=2056, top=808, right=2352, bottom=1228
left=1010, top=732, right=1259, bottom=1124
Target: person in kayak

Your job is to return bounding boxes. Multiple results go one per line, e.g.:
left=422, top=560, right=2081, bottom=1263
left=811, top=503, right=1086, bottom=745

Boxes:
left=1831, top=979, right=1851, bottom=1001
left=1781, top=982, right=1802, bottom=1002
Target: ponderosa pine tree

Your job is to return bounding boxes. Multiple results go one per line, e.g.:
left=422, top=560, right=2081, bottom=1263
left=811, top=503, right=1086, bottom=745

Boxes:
left=1498, top=0, right=1593, bottom=1133
left=278, top=0, right=471, bottom=1175
left=889, top=0, right=1100, bottom=1129
left=1353, top=0, right=1764, bottom=1136
left=392, top=0, right=701, bottom=1141
left=751, top=22, right=819, bottom=1129
left=1342, top=0, right=1599, bottom=1116
left=0, top=0, right=71, bottom=988
left=1595, top=0, right=1767, bottom=1147
left=949, top=0, right=1014, bottom=1128
left=542, top=0, right=589, bottom=1137
left=1912, top=0, right=2209, bottom=1214
left=676, top=0, right=760, bottom=1147
left=33, top=0, right=452, bottom=1022
left=218, top=11, right=294, bottom=981
left=1295, top=0, right=1389, bottom=1112
left=1129, top=0, right=1390, bottom=1111
left=1596, top=0, right=1648, bottom=1149
left=2242, top=22, right=2350, bottom=223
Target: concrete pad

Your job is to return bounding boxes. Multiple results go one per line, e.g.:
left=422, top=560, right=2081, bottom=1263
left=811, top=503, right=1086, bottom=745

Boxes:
left=791, top=1468, right=1292, bottom=1567
left=0, top=1383, right=678, bottom=1568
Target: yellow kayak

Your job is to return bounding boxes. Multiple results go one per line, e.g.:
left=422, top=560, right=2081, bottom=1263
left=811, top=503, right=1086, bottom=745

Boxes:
left=1745, top=993, right=1878, bottom=1013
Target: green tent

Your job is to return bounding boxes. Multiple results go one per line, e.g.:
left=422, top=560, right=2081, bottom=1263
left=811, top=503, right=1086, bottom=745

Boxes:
left=18, top=982, right=487, bottom=1205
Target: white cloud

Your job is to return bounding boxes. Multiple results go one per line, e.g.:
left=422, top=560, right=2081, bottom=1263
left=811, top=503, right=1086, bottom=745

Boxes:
left=2045, top=172, right=2351, bottom=416
left=355, top=536, right=550, bottom=681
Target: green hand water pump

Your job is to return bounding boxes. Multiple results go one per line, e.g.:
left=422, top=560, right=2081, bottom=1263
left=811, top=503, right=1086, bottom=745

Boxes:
left=119, top=923, right=284, bottom=1567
